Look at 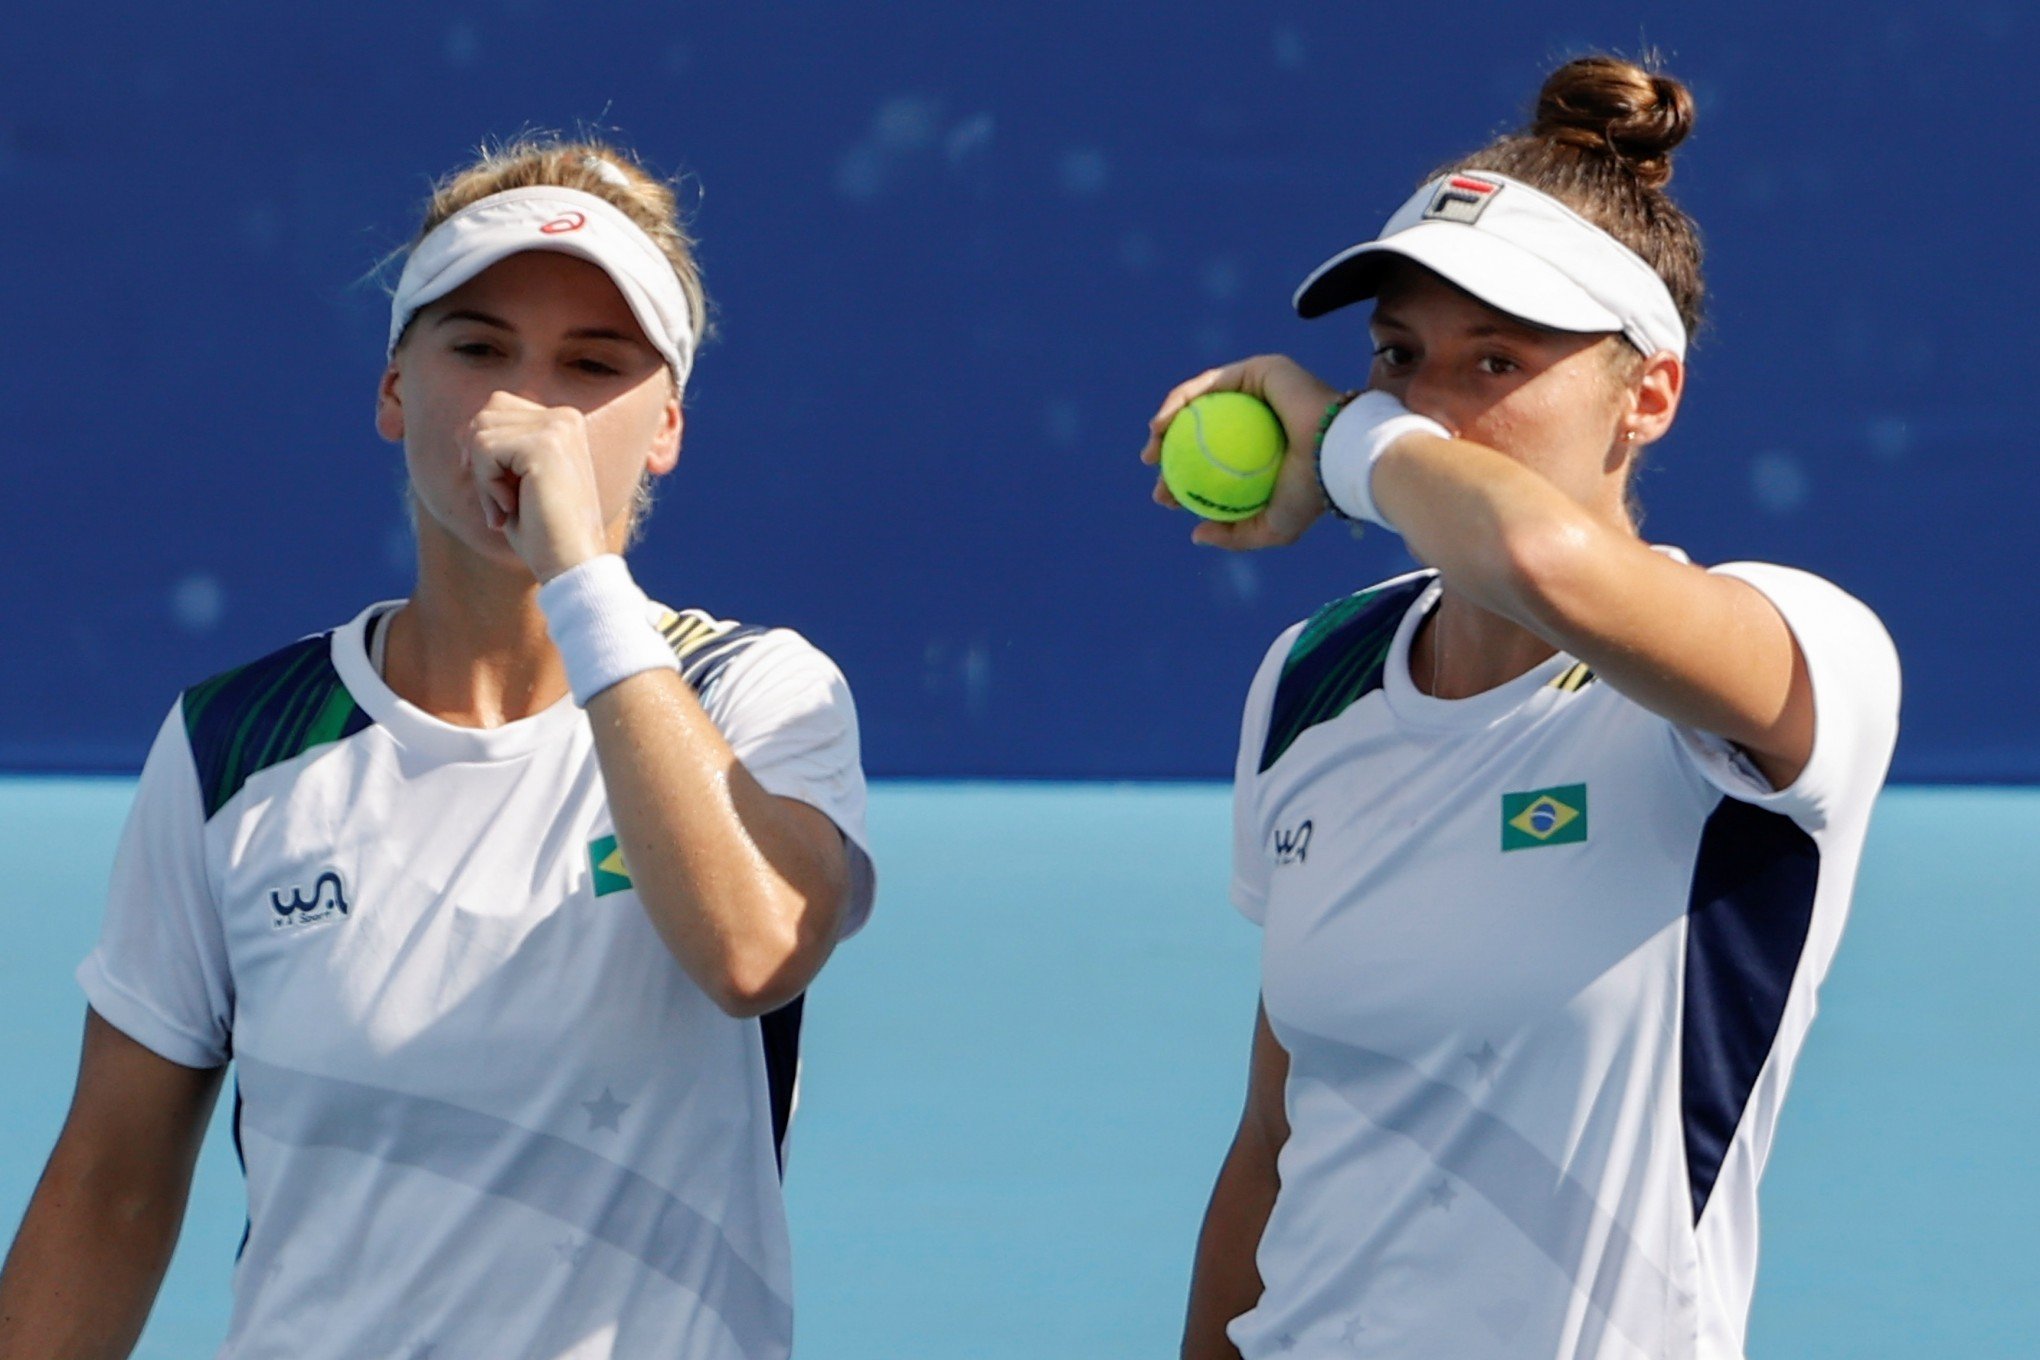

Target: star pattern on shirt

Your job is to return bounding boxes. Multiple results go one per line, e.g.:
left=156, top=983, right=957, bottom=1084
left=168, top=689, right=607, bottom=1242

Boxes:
left=1465, top=1041, right=1500, bottom=1081
left=1425, top=1178, right=1458, bottom=1211
left=582, top=1086, right=629, bottom=1133
left=1341, top=1316, right=1369, bottom=1349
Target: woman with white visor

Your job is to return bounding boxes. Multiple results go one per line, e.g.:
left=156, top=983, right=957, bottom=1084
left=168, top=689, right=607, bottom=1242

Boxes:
left=0, top=139, right=873, bottom=1360
left=1157, top=57, right=1899, bottom=1360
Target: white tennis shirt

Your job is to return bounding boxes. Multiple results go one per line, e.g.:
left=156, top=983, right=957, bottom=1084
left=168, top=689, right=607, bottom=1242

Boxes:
left=79, top=600, right=873, bottom=1360
left=1228, top=563, right=1899, bottom=1360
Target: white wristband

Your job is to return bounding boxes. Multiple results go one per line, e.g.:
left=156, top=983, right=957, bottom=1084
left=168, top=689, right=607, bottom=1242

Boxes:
left=1316, top=390, right=1451, bottom=531
left=536, top=555, right=680, bottom=706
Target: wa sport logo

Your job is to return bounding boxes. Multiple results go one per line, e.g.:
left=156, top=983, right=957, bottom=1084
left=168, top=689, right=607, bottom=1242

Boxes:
left=1274, top=820, right=1313, bottom=866
left=270, top=871, right=350, bottom=930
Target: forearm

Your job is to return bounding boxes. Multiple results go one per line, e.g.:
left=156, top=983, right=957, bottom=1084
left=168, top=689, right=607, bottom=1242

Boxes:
left=585, top=670, right=843, bottom=1016
left=1182, top=1132, right=1280, bottom=1360
left=1372, top=431, right=1809, bottom=751
left=1370, top=431, right=1622, bottom=629
left=0, top=1146, right=191, bottom=1359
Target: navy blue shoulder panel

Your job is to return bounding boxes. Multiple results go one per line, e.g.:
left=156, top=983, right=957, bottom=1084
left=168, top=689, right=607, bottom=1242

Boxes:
left=655, top=611, right=773, bottom=699
left=181, top=633, right=372, bottom=821
left=1259, top=575, right=1431, bottom=773
left=1682, top=796, right=1822, bottom=1222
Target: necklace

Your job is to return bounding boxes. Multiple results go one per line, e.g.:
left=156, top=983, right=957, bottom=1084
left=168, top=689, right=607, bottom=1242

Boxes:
left=1432, top=610, right=1444, bottom=697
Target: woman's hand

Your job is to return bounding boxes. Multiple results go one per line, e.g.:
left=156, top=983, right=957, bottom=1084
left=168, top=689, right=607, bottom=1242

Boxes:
left=464, top=391, right=611, bottom=583
left=1141, top=355, right=1343, bottom=550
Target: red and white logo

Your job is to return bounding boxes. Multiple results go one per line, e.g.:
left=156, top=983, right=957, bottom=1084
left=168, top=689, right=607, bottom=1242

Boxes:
left=539, top=211, right=587, bottom=235
left=1424, top=175, right=1501, bottom=226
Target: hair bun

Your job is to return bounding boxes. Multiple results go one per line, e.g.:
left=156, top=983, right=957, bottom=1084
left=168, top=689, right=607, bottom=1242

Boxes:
left=1531, top=55, right=1694, bottom=189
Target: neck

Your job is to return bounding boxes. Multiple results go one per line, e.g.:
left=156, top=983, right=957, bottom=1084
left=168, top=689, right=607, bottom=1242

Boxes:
left=382, top=524, right=573, bottom=727
left=1410, top=585, right=1559, bottom=701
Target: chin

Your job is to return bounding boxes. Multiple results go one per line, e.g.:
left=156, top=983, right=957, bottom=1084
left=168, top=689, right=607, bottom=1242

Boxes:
left=414, top=499, right=532, bottom=577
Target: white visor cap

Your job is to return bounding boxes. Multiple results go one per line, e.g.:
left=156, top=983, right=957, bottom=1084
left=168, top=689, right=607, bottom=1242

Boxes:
left=389, top=185, right=697, bottom=387
left=1293, top=172, right=1686, bottom=361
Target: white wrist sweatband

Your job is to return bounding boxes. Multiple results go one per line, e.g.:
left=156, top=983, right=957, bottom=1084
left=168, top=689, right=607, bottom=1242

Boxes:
left=536, top=555, right=679, bottom=706
left=1316, top=390, right=1451, bottom=531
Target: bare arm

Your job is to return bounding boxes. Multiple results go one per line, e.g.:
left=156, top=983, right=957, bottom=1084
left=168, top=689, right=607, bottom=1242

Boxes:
left=587, top=671, right=851, bottom=1017
left=1140, top=356, right=1814, bottom=789
left=0, top=1011, right=222, bottom=1360
left=463, top=391, right=853, bottom=1019
left=1366, top=431, right=1812, bottom=786
left=1183, top=1003, right=1291, bottom=1360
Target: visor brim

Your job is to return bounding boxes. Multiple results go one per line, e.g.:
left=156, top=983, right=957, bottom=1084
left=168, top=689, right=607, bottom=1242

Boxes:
left=1294, top=222, right=1625, bottom=337
left=398, top=240, right=678, bottom=372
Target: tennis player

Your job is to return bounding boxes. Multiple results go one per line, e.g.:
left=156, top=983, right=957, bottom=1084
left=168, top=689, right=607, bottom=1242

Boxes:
left=1153, top=58, right=1900, bottom=1360
left=0, top=138, right=872, bottom=1360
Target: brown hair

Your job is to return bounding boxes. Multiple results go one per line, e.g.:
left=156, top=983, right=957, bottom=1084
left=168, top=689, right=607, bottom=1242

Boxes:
left=1441, top=55, right=1704, bottom=341
left=407, top=135, right=710, bottom=357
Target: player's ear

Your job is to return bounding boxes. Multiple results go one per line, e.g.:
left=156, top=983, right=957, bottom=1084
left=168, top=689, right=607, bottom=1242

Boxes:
left=1623, top=350, right=1683, bottom=448
left=375, top=363, right=405, bottom=443
left=646, top=393, right=682, bottom=476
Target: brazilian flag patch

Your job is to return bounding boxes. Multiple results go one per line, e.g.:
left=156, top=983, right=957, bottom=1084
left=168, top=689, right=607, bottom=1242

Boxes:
left=1501, top=784, right=1588, bottom=851
left=589, top=834, right=634, bottom=896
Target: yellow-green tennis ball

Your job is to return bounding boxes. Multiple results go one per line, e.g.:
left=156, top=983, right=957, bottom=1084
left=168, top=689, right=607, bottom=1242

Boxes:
left=1161, top=392, right=1285, bottom=522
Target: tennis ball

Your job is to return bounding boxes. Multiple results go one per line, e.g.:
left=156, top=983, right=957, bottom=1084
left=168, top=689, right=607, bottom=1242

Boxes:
left=1160, top=392, right=1285, bottom=522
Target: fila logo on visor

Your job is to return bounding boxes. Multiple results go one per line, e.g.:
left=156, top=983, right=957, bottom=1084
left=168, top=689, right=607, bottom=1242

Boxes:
left=1501, top=784, right=1588, bottom=851
left=1424, top=175, right=1502, bottom=226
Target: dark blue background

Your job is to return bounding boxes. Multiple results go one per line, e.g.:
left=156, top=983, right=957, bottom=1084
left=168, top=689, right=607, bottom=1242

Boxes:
left=2, top=2, right=2029, bottom=778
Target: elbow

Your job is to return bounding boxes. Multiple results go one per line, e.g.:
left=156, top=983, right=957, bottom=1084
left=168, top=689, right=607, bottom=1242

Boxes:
left=701, top=906, right=828, bottom=1019
left=706, top=971, right=803, bottom=1021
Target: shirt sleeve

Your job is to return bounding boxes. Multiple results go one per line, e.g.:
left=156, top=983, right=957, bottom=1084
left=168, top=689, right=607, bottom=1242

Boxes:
left=697, top=630, right=876, bottom=938
left=1671, top=562, right=1901, bottom=832
left=1231, top=624, right=1303, bottom=926
left=75, top=702, right=234, bottom=1068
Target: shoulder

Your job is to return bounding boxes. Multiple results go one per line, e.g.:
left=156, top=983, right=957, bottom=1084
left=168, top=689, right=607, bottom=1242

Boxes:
left=180, top=630, right=372, bottom=821
left=1253, top=569, right=1434, bottom=774
left=1708, top=563, right=1893, bottom=650
left=1705, top=560, right=1899, bottom=737
left=652, top=605, right=851, bottom=704
left=1688, top=561, right=1899, bottom=822
left=654, top=606, right=777, bottom=696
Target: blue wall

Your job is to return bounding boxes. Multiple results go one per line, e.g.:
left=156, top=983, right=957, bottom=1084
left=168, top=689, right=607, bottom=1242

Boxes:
left=2, top=2, right=2029, bottom=778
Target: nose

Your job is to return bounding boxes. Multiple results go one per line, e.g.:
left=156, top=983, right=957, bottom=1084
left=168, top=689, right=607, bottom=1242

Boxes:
left=1391, top=364, right=1461, bottom=438
left=498, top=359, right=559, bottom=409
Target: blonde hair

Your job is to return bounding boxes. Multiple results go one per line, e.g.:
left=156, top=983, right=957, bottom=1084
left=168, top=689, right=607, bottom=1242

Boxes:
left=406, top=135, right=711, bottom=356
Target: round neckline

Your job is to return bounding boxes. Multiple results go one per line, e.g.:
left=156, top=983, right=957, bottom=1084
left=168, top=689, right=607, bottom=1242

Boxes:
left=331, top=601, right=585, bottom=762
left=1379, top=577, right=1576, bottom=733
